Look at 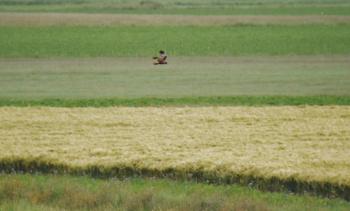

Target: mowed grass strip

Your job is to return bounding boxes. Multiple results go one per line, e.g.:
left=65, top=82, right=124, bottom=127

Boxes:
left=1, top=57, right=349, bottom=98
left=1, top=106, right=349, bottom=198
left=1, top=13, right=350, bottom=26
left=0, top=25, right=350, bottom=57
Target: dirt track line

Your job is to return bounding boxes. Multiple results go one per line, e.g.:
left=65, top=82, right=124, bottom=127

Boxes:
left=1, top=12, right=350, bottom=26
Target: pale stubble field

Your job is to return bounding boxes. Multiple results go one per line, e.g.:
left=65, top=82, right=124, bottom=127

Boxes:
left=1, top=106, right=349, bottom=187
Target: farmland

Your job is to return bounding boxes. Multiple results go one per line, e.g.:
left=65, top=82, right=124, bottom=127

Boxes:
left=0, top=175, right=349, bottom=211
left=1, top=25, right=350, bottom=57
left=1, top=0, right=350, bottom=210
left=0, top=57, right=349, bottom=99
left=1, top=174, right=350, bottom=211
left=1, top=106, right=350, bottom=187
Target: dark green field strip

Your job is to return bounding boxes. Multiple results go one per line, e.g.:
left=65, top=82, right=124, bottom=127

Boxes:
left=1, top=158, right=349, bottom=202
left=0, top=25, right=349, bottom=57
left=1, top=96, right=350, bottom=107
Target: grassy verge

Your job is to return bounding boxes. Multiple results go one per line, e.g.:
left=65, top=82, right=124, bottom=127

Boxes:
left=0, top=25, right=349, bottom=57
left=1, top=174, right=349, bottom=211
left=0, top=159, right=349, bottom=202
left=1, top=96, right=350, bottom=107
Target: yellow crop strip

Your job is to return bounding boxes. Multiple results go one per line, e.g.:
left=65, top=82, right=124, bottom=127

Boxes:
left=1, top=106, right=349, bottom=186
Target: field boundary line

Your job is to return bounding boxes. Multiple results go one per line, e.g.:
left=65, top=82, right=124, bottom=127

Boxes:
left=1, top=96, right=350, bottom=107
left=1, top=158, right=349, bottom=201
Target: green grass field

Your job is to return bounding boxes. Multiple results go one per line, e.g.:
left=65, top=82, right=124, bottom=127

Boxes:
left=0, top=57, right=349, bottom=100
left=1, top=25, right=350, bottom=57
left=1, top=174, right=350, bottom=211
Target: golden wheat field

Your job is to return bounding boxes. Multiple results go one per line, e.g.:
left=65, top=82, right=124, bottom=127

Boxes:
left=1, top=106, right=350, bottom=185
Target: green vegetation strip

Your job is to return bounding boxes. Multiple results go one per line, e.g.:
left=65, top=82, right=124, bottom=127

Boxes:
left=1, top=174, right=349, bottom=211
left=1, top=25, right=349, bottom=57
left=1, top=96, right=350, bottom=107
left=0, top=0, right=350, bottom=15
left=1, top=158, right=349, bottom=202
